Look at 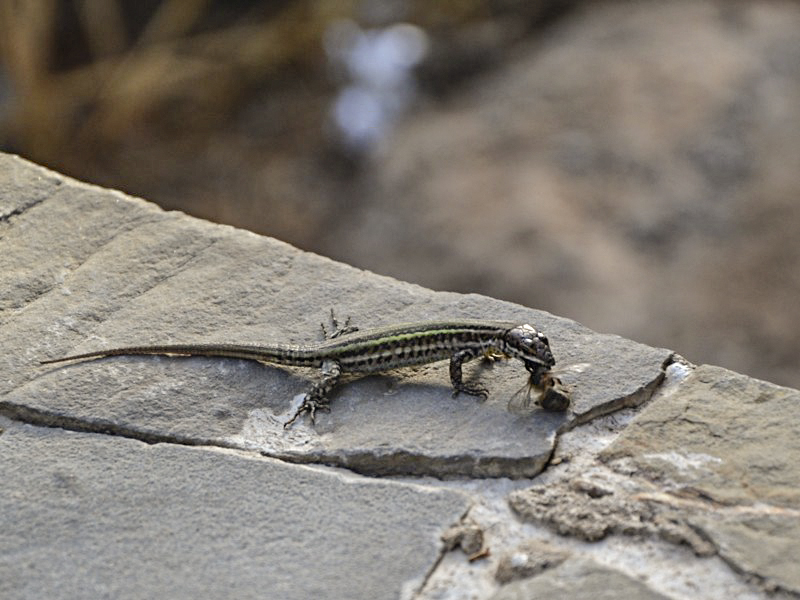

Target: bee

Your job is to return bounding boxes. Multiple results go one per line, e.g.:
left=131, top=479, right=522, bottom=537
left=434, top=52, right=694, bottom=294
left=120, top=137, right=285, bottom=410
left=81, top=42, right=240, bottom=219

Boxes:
left=509, top=361, right=589, bottom=413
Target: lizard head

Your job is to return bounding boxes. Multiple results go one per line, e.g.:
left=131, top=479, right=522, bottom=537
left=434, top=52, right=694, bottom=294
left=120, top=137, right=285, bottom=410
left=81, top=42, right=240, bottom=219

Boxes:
left=501, top=324, right=556, bottom=371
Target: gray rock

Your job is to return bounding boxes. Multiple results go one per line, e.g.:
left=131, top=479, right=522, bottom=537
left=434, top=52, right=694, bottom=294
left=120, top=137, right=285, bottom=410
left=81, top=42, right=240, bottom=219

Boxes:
left=508, top=474, right=715, bottom=556
left=3, top=151, right=796, bottom=598
left=491, top=558, right=669, bottom=600
left=602, top=364, right=800, bottom=593
left=0, top=153, right=670, bottom=478
left=689, top=514, right=800, bottom=594
left=494, top=540, right=570, bottom=584
left=0, top=424, right=469, bottom=600
left=441, top=520, right=484, bottom=556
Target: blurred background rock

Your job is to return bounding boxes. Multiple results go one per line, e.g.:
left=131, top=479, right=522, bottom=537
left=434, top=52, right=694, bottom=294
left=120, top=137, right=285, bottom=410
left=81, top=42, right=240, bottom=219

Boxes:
left=1, top=0, right=798, bottom=388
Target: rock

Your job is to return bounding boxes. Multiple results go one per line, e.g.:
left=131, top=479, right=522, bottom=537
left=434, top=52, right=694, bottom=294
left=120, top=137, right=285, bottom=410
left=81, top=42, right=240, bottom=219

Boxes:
left=508, top=473, right=716, bottom=556
left=441, top=520, right=485, bottom=556
left=0, top=152, right=670, bottom=479
left=5, top=150, right=796, bottom=598
left=0, top=425, right=469, bottom=600
left=602, top=364, right=800, bottom=593
left=491, top=558, right=670, bottom=600
left=494, top=540, right=570, bottom=584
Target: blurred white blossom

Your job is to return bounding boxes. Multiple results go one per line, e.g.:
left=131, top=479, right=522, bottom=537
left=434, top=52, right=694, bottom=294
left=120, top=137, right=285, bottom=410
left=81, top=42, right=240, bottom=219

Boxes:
left=325, top=19, right=428, bottom=151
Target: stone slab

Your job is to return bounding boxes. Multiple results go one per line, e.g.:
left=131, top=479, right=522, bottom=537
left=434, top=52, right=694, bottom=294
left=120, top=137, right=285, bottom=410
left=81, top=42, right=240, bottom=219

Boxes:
left=601, top=364, right=800, bottom=593
left=490, top=558, right=669, bottom=600
left=494, top=540, right=570, bottom=584
left=0, top=152, right=671, bottom=478
left=0, top=424, right=469, bottom=600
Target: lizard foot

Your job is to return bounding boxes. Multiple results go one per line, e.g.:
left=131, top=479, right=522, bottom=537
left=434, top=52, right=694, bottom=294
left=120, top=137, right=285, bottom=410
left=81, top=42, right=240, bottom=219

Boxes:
left=321, top=309, right=359, bottom=340
left=284, top=396, right=331, bottom=428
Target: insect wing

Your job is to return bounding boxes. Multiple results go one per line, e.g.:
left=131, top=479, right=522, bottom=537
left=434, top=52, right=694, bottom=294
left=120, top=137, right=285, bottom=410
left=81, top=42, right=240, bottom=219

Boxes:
left=508, top=380, right=537, bottom=413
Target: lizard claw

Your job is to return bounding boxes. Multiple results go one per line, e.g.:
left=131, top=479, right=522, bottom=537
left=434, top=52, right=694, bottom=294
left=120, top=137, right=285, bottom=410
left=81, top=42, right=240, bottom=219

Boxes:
left=284, top=396, right=330, bottom=428
left=321, top=309, right=359, bottom=340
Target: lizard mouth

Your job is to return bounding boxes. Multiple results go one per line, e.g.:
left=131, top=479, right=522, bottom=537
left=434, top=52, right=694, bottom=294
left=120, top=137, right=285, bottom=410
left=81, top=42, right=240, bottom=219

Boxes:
left=520, top=361, right=572, bottom=411
left=523, top=360, right=549, bottom=384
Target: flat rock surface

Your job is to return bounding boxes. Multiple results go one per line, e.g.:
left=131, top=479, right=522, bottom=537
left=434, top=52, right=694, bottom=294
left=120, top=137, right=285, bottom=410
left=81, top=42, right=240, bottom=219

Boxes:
left=6, top=152, right=795, bottom=598
left=0, top=153, right=670, bottom=478
left=490, top=558, right=670, bottom=600
left=503, top=361, right=800, bottom=598
left=601, top=364, right=800, bottom=593
left=0, top=424, right=469, bottom=600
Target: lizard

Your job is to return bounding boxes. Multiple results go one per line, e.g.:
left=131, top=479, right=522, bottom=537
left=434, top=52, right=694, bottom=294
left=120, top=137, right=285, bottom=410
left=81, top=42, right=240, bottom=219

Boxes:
left=40, top=317, right=566, bottom=426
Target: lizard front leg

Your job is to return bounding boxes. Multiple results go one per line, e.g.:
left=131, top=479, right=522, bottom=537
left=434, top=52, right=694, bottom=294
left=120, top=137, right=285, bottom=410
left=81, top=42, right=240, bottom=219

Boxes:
left=320, top=309, right=359, bottom=340
left=284, top=360, right=343, bottom=427
left=449, top=348, right=489, bottom=399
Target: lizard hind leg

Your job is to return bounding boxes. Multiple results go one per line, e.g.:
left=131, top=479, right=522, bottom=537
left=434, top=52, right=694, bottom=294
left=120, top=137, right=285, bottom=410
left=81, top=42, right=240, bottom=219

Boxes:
left=284, top=360, right=343, bottom=427
left=283, top=396, right=330, bottom=428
